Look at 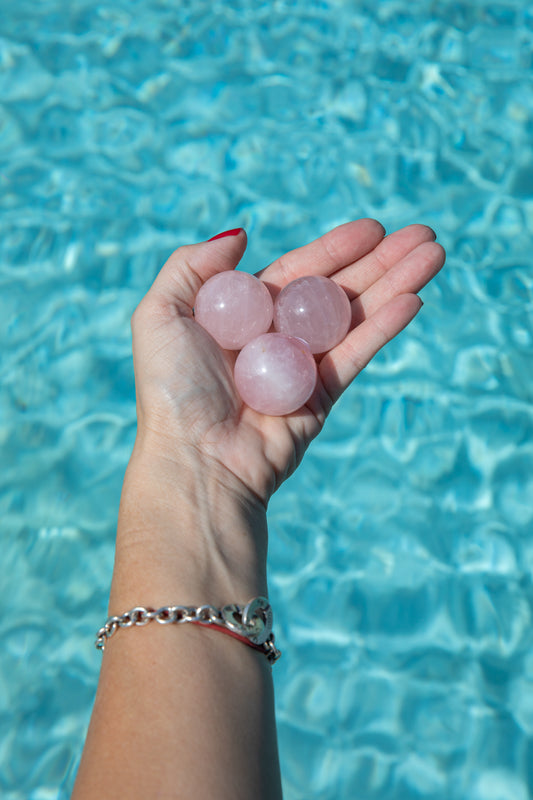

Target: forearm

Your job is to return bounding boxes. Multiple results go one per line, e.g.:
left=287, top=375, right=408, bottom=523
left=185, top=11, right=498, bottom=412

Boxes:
left=73, top=441, right=282, bottom=800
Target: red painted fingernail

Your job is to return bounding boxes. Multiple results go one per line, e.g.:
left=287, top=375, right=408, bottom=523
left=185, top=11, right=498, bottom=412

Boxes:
left=208, top=228, right=244, bottom=241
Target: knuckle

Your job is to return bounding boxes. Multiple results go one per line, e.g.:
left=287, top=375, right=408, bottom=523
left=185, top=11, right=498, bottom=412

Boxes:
left=131, top=294, right=159, bottom=329
left=130, top=301, right=145, bottom=330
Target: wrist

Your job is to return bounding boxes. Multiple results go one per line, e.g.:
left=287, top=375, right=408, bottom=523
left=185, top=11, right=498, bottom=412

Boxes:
left=109, top=437, right=269, bottom=612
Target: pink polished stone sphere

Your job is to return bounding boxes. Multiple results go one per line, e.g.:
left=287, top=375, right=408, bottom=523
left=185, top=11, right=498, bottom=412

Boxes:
left=234, top=333, right=317, bottom=416
left=194, top=271, right=273, bottom=350
left=273, top=275, right=351, bottom=354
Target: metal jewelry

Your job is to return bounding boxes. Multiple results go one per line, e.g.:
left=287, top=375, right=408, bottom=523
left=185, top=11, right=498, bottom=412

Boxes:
left=95, top=595, right=281, bottom=664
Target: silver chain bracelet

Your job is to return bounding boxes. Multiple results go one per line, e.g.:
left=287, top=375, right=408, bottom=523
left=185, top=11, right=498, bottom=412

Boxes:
left=95, top=596, right=281, bottom=664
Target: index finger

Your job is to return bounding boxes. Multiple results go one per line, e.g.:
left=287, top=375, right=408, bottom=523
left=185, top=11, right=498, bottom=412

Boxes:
left=256, top=218, right=386, bottom=290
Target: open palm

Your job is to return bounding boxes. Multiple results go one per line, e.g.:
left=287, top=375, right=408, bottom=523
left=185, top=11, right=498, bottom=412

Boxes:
left=131, top=220, right=445, bottom=507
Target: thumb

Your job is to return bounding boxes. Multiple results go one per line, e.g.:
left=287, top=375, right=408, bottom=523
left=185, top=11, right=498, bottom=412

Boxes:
left=149, top=228, right=248, bottom=309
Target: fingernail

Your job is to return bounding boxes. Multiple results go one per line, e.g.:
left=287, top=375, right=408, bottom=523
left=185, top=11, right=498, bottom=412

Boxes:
left=208, top=228, right=244, bottom=241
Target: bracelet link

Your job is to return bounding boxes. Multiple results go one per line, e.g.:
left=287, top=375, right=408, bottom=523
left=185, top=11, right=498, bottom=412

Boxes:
left=130, top=607, right=152, bottom=625
left=242, top=596, right=273, bottom=645
left=196, top=604, right=221, bottom=624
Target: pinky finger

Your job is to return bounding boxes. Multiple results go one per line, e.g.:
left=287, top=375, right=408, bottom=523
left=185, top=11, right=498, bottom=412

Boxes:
left=319, top=293, right=423, bottom=405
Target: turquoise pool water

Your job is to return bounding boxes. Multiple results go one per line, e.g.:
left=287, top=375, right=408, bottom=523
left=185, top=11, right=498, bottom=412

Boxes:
left=1, top=1, right=532, bottom=797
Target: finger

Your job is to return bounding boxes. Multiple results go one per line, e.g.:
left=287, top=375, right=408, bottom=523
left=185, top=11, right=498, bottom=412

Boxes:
left=319, top=293, right=423, bottom=404
left=350, top=241, right=445, bottom=326
left=333, top=224, right=437, bottom=298
left=147, top=229, right=248, bottom=312
left=257, top=219, right=386, bottom=289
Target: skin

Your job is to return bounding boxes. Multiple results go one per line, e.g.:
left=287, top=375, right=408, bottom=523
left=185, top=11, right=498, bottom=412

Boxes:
left=72, top=219, right=445, bottom=800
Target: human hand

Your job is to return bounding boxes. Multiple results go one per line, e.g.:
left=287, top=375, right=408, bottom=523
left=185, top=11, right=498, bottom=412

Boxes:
left=78, top=220, right=445, bottom=800
left=130, top=220, right=445, bottom=509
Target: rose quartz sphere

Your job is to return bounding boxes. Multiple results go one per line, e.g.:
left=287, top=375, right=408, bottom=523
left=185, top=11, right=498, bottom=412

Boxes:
left=273, top=275, right=351, bottom=353
left=234, top=333, right=317, bottom=416
left=194, top=271, right=273, bottom=350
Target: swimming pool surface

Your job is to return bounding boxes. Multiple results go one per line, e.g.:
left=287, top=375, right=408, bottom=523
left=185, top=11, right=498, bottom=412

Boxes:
left=1, top=1, right=532, bottom=797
